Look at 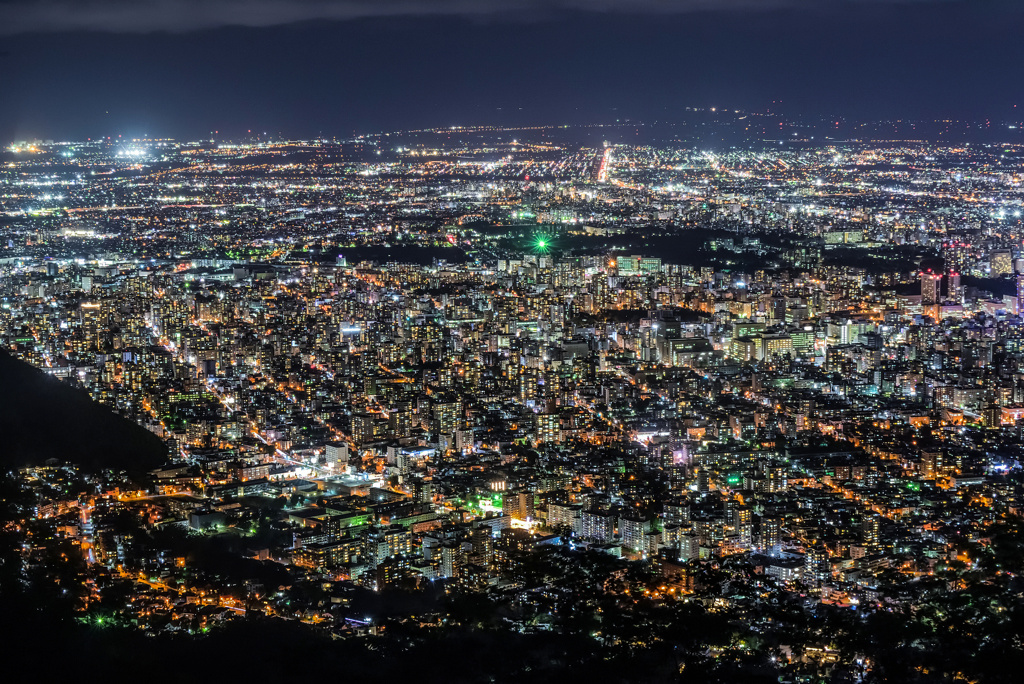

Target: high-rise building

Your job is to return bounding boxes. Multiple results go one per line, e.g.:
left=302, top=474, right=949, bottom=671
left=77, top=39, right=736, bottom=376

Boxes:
left=942, top=240, right=971, bottom=273
left=432, top=398, right=462, bottom=438
left=861, top=514, right=880, bottom=549
left=921, top=272, right=942, bottom=305
left=760, top=516, right=782, bottom=550
left=326, top=442, right=349, bottom=470
left=80, top=301, right=102, bottom=350
left=439, top=543, right=463, bottom=579
left=501, top=489, right=535, bottom=521
left=921, top=450, right=945, bottom=479
left=580, top=510, right=616, bottom=542
left=547, top=502, right=580, bottom=532
left=619, top=516, right=650, bottom=552
left=763, top=334, right=794, bottom=360
left=991, top=249, right=1014, bottom=276
left=678, top=534, right=700, bottom=562
left=804, top=546, right=830, bottom=586
left=948, top=272, right=962, bottom=303
left=731, top=507, right=752, bottom=547
left=468, top=525, right=494, bottom=568
left=1016, top=274, right=1024, bottom=315
left=535, top=412, right=561, bottom=444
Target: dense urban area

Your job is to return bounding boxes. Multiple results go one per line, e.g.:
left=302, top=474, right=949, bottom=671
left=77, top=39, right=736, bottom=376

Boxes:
left=3, top=119, right=1024, bottom=682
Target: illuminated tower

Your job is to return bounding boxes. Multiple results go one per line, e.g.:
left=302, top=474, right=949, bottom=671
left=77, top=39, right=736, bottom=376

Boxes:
left=80, top=301, right=102, bottom=350
left=947, top=272, right=962, bottom=303
left=942, top=240, right=970, bottom=273
left=760, top=516, right=782, bottom=550
left=861, top=514, right=880, bottom=549
left=804, top=546, right=830, bottom=587
left=921, top=272, right=941, bottom=306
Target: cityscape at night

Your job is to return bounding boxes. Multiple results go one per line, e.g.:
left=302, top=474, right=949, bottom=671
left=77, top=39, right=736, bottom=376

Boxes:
left=3, top=2, right=1024, bottom=683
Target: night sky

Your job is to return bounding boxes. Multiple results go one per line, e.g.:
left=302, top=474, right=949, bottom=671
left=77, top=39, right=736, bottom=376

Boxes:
left=0, top=0, right=1021, bottom=142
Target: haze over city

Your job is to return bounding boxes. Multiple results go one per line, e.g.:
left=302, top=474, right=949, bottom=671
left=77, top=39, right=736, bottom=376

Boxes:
left=2, top=0, right=1024, bottom=142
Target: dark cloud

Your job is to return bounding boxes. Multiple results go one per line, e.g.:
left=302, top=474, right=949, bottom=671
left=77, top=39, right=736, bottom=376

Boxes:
left=0, top=0, right=988, bottom=35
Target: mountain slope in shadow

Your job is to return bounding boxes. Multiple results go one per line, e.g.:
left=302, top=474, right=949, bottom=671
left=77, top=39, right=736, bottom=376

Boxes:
left=0, top=352, right=167, bottom=474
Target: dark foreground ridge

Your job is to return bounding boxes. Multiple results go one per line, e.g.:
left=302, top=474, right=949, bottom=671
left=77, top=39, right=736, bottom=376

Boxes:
left=0, top=351, right=166, bottom=473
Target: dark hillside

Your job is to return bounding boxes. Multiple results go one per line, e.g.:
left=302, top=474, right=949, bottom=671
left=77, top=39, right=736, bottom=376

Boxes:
left=0, top=352, right=167, bottom=474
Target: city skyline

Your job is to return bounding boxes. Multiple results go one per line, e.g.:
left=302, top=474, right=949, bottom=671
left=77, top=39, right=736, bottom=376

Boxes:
left=5, top=1, right=1024, bottom=682
left=3, top=123, right=1024, bottom=682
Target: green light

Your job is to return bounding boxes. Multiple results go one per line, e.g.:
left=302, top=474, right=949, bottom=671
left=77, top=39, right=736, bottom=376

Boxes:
left=538, top=239, right=546, bottom=248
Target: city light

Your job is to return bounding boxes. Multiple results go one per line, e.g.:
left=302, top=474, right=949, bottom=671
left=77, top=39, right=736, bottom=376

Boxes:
left=4, top=114, right=1024, bottom=683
